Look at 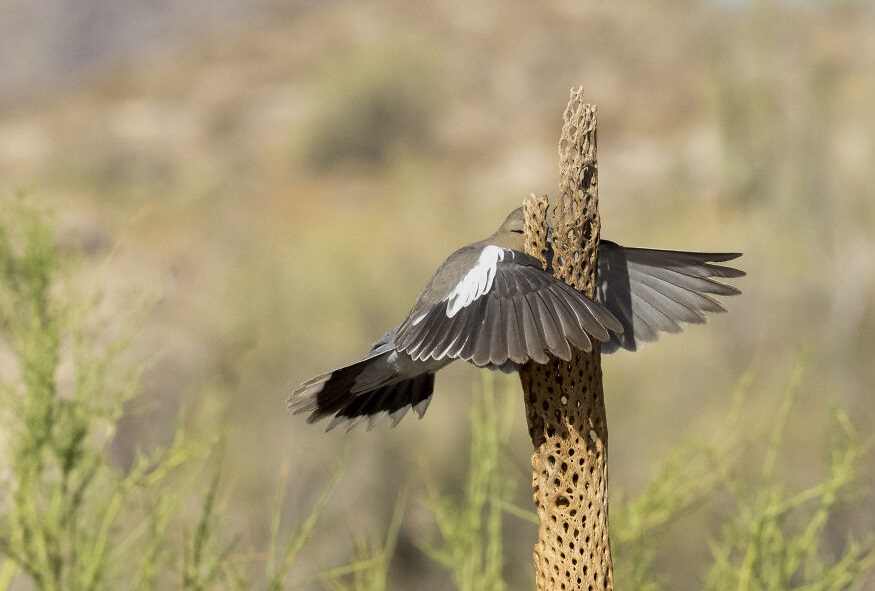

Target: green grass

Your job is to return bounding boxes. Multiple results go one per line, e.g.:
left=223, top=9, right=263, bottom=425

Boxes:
left=701, top=365, right=875, bottom=591
left=0, top=197, right=358, bottom=590
left=420, top=373, right=515, bottom=591
left=612, top=364, right=875, bottom=591
left=0, top=196, right=223, bottom=590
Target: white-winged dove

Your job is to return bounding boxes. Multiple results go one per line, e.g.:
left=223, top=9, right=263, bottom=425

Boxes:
left=288, top=207, right=743, bottom=431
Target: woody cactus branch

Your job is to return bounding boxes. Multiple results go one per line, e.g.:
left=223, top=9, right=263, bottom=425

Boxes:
left=519, top=87, right=613, bottom=591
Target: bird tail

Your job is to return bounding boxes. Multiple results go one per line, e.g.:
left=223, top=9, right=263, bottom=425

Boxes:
left=287, top=355, right=435, bottom=432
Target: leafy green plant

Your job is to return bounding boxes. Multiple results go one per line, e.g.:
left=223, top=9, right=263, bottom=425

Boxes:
left=310, top=498, right=404, bottom=591
left=0, top=197, right=209, bottom=590
left=0, top=197, right=401, bottom=591
left=420, top=373, right=515, bottom=591
left=702, top=364, right=875, bottom=591
left=265, top=459, right=346, bottom=591
left=0, top=197, right=272, bottom=590
left=611, top=363, right=875, bottom=591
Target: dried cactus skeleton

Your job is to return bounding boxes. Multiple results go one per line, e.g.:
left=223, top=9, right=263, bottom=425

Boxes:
left=519, top=90, right=612, bottom=591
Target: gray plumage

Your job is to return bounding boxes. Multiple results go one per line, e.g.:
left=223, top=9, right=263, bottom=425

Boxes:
left=596, top=241, right=743, bottom=353
left=288, top=208, right=744, bottom=431
left=395, top=248, right=621, bottom=365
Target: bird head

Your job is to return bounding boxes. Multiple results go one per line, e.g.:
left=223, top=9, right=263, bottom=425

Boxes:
left=488, top=207, right=526, bottom=250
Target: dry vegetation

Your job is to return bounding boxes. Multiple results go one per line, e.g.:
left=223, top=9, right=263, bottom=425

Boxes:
left=1, top=0, right=874, bottom=589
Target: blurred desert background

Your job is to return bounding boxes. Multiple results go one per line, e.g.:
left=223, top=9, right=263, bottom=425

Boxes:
left=1, top=0, right=874, bottom=589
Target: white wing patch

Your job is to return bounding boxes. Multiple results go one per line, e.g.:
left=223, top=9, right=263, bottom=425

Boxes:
left=445, top=245, right=508, bottom=318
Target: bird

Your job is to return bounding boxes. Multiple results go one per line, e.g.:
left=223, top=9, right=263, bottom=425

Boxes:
left=288, top=207, right=744, bottom=431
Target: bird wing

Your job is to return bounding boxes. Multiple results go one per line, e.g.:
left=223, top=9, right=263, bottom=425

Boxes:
left=394, top=247, right=622, bottom=367
left=596, top=241, right=744, bottom=353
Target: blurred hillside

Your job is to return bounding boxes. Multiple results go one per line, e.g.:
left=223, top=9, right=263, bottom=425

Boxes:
left=1, top=0, right=874, bottom=589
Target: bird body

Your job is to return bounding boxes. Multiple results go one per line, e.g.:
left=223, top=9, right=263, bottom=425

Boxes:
left=289, top=208, right=743, bottom=431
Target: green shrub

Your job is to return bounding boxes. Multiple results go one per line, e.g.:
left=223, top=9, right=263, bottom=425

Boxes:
left=420, top=373, right=514, bottom=591
left=0, top=197, right=384, bottom=591
left=0, top=197, right=232, bottom=590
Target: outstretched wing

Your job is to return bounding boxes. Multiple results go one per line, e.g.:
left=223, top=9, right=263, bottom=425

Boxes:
left=395, top=246, right=622, bottom=367
left=597, top=241, right=744, bottom=353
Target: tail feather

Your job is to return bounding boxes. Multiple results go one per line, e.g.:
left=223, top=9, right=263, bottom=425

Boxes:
left=287, top=354, right=436, bottom=431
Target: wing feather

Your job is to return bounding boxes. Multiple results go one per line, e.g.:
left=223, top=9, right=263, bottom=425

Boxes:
left=598, top=241, right=743, bottom=353
left=531, top=291, right=572, bottom=361
left=549, top=290, right=593, bottom=352
left=395, top=249, right=618, bottom=366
